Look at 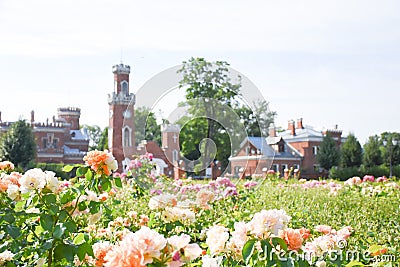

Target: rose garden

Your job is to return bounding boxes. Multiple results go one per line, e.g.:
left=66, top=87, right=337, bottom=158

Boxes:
left=0, top=149, right=399, bottom=267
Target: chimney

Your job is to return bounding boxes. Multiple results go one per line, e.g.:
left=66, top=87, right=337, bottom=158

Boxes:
left=296, top=118, right=304, bottom=129
left=0, top=111, right=2, bottom=122
left=268, top=123, right=276, bottom=137
left=31, top=110, right=35, bottom=123
left=288, top=120, right=295, bottom=136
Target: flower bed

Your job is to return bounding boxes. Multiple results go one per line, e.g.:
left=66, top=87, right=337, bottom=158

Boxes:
left=0, top=151, right=399, bottom=266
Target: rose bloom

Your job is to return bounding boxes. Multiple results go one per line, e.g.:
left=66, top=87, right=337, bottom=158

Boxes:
left=314, top=225, right=332, bottom=234
left=19, top=168, right=47, bottom=193
left=362, top=175, right=375, bottom=183
left=0, top=250, right=15, bottom=265
left=196, top=189, right=215, bottom=209
left=45, top=171, right=59, bottom=193
left=206, top=225, right=229, bottom=255
left=131, top=227, right=167, bottom=264
left=336, top=226, right=352, bottom=239
left=93, top=241, right=113, bottom=267
left=278, top=228, right=304, bottom=251
left=83, top=150, right=117, bottom=176
left=104, top=240, right=144, bottom=267
left=298, top=228, right=311, bottom=240
left=0, top=161, right=14, bottom=172
left=247, top=209, right=291, bottom=237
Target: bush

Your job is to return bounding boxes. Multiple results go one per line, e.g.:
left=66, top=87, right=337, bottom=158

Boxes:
left=330, top=164, right=400, bottom=180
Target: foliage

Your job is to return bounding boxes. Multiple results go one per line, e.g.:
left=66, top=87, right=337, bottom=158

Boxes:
left=317, top=132, right=340, bottom=171
left=97, top=127, right=108, bottom=151
left=1, top=152, right=399, bottom=266
left=363, top=135, right=383, bottom=167
left=134, top=106, right=161, bottom=146
left=234, top=100, right=276, bottom=137
left=82, top=125, right=101, bottom=151
left=178, top=57, right=242, bottom=171
left=0, top=119, right=36, bottom=168
left=340, top=133, right=362, bottom=168
left=380, top=132, right=400, bottom=166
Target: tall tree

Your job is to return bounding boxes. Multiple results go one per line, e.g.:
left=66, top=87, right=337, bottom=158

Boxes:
left=82, top=125, right=102, bottom=151
left=340, top=133, right=362, bottom=168
left=134, top=106, right=161, bottom=146
left=363, top=135, right=383, bottom=167
left=317, top=132, right=340, bottom=171
left=380, top=132, right=400, bottom=166
left=235, top=100, right=277, bottom=136
left=178, top=57, right=242, bottom=170
left=97, top=127, right=108, bottom=151
left=0, top=119, right=36, bottom=168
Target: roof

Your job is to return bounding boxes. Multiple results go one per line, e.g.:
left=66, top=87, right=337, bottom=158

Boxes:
left=241, top=137, right=302, bottom=159
left=63, top=145, right=86, bottom=156
left=70, top=128, right=89, bottom=141
left=279, top=125, right=323, bottom=141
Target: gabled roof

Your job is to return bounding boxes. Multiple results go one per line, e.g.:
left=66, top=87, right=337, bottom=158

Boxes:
left=237, top=136, right=302, bottom=159
left=278, top=125, right=323, bottom=141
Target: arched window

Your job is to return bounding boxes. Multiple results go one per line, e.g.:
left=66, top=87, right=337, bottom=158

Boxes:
left=172, top=149, right=178, bottom=162
left=121, top=81, right=129, bottom=95
left=122, top=126, right=132, bottom=147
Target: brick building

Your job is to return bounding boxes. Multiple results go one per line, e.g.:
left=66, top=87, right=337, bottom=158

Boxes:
left=0, top=108, right=89, bottom=164
left=108, top=63, right=180, bottom=176
left=229, top=118, right=345, bottom=178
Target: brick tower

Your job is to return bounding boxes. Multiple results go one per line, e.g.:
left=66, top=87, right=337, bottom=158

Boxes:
left=108, top=63, right=135, bottom=171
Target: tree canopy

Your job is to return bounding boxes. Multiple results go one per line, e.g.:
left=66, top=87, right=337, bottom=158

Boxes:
left=340, top=133, right=362, bottom=168
left=0, top=119, right=36, bottom=168
left=317, top=132, right=340, bottom=171
left=134, top=106, right=161, bottom=146
left=363, top=135, right=383, bottom=167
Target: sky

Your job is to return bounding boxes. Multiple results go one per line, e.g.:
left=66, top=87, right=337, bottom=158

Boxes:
left=0, top=0, right=399, bottom=144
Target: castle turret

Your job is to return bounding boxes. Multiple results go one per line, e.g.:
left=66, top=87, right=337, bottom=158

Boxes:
left=57, top=107, right=81, bottom=130
left=108, top=63, right=135, bottom=171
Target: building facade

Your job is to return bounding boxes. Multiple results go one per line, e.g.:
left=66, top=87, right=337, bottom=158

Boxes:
left=229, top=118, right=345, bottom=178
left=108, top=63, right=180, bottom=176
left=0, top=108, right=89, bottom=164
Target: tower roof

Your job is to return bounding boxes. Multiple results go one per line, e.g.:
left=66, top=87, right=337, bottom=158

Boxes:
left=112, top=63, right=130, bottom=74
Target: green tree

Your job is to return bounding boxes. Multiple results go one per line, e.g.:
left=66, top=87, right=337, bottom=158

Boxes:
left=82, top=125, right=102, bottom=151
left=0, top=119, right=36, bottom=168
left=134, top=106, right=161, bottom=146
left=317, top=132, right=340, bottom=172
left=340, top=133, right=362, bottom=168
left=97, top=127, right=108, bottom=151
left=363, top=135, right=383, bottom=167
left=235, top=100, right=277, bottom=136
left=380, top=132, right=400, bottom=166
left=178, top=57, right=242, bottom=171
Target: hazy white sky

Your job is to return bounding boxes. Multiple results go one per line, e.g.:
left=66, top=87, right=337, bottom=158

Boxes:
left=1, top=0, right=399, bottom=144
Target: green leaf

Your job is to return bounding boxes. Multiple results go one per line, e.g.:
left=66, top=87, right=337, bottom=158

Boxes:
left=76, top=166, right=89, bottom=177
left=6, top=225, right=21, bottom=239
left=40, top=214, right=55, bottom=231
left=73, top=233, right=85, bottom=245
left=85, top=169, right=93, bottom=180
left=114, top=177, right=122, bottom=188
left=62, top=165, right=75, bottom=172
left=3, top=213, right=15, bottom=224
left=64, top=221, right=77, bottom=233
left=53, top=223, right=66, bottom=239
left=78, top=201, right=87, bottom=211
left=54, top=243, right=76, bottom=262
left=100, top=179, right=111, bottom=191
left=89, top=201, right=100, bottom=214
left=43, top=193, right=57, bottom=205
left=272, top=237, right=288, bottom=251
left=61, top=191, right=74, bottom=205
left=49, top=204, right=59, bottom=215
left=242, top=239, right=256, bottom=265
left=77, top=242, right=94, bottom=261
left=345, top=261, right=365, bottom=267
